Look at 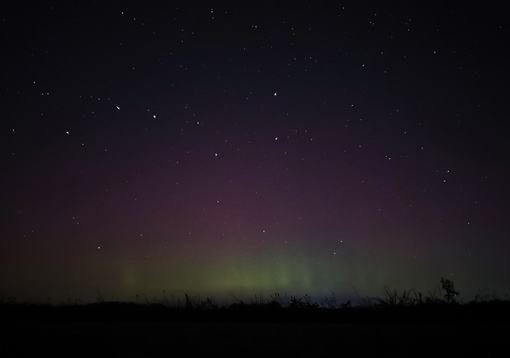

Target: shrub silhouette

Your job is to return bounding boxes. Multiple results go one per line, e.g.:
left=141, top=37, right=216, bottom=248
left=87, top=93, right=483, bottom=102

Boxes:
left=440, top=277, right=459, bottom=303
left=288, top=294, right=319, bottom=310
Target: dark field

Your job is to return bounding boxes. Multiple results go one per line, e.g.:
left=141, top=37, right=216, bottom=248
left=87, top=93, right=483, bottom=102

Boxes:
left=2, top=299, right=509, bottom=357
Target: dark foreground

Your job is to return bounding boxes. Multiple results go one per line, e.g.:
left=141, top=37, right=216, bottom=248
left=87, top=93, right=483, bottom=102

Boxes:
left=2, top=301, right=509, bottom=357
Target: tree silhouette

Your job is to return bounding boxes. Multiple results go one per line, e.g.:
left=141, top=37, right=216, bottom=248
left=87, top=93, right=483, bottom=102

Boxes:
left=440, top=277, right=459, bottom=303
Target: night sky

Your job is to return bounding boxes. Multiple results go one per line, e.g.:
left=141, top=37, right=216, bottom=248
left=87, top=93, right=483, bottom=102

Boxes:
left=1, top=1, right=509, bottom=305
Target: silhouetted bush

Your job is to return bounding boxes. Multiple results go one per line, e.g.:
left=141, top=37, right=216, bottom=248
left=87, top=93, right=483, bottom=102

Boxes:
left=440, top=277, right=459, bottom=303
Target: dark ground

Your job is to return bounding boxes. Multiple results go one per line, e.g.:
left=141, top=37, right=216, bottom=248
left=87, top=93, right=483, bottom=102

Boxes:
left=3, top=321, right=509, bottom=357
left=1, top=301, right=509, bottom=357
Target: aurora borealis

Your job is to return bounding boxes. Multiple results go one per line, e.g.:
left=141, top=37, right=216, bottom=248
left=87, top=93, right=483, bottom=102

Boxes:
left=1, top=1, right=509, bottom=305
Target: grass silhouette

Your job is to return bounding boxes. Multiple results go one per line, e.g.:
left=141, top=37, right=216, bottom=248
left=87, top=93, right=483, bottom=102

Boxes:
left=2, top=279, right=509, bottom=356
left=1, top=278, right=509, bottom=324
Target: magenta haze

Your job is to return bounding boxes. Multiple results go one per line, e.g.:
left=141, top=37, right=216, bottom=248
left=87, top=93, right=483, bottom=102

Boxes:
left=1, top=2, right=508, bottom=304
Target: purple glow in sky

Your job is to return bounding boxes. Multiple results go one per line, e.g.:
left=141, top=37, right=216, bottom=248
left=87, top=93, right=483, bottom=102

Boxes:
left=1, top=1, right=509, bottom=304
